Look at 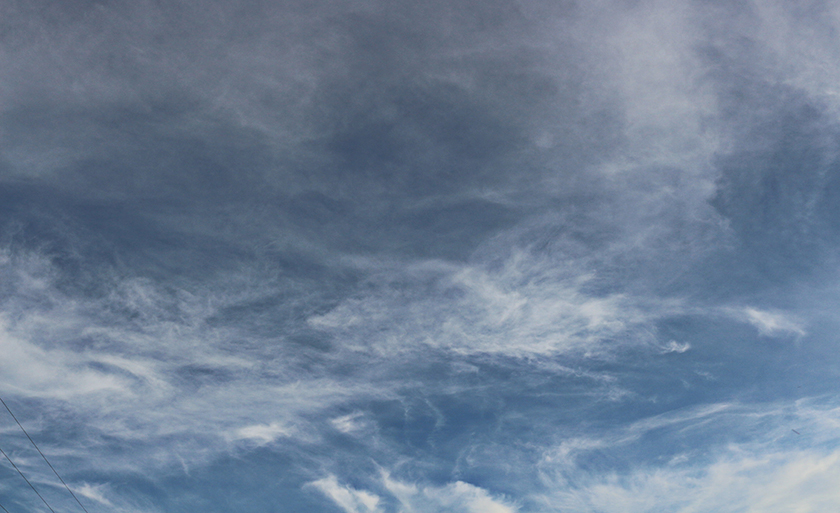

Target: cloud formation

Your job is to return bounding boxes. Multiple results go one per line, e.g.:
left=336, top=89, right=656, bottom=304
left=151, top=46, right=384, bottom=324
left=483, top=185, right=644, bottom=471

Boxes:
left=310, top=476, right=382, bottom=513
left=312, top=473, right=517, bottom=513
left=2, top=0, right=840, bottom=511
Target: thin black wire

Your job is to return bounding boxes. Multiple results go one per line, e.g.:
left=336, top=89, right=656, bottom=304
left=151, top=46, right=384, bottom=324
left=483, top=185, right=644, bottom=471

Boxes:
left=0, top=397, right=89, bottom=513
left=0, top=445, right=56, bottom=513
left=0, top=499, right=10, bottom=513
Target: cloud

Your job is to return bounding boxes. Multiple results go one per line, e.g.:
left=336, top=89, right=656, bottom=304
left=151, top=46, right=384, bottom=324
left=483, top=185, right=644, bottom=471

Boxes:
left=579, top=0, right=720, bottom=172
left=536, top=399, right=840, bottom=512
left=76, top=483, right=113, bottom=506
left=231, top=422, right=291, bottom=445
left=330, top=412, right=366, bottom=434
left=0, top=248, right=386, bottom=478
left=3, top=0, right=840, bottom=511
left=748, top=1, right=840, bottom=113
left=388, top=479, right=517, bottom=513
left=661, top=340, right=690, bottom=354
left=0, top=313, right=133, bottom=399
left=541, top=448, right=840, bottom=513
left=309, top=475, right=382, bottom=513
left=741, top=307, right=806, bottom=337
left=308, top=248, right=683, bottom=358
left=539, top=402, right=735, bottom=473
left=311, top=473, right=517, bottom=513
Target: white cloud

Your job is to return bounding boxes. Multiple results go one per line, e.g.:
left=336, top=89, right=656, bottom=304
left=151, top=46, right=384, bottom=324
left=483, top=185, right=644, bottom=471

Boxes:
left=580, top=0, right=720, bottom=174
left=0, top=314, right=132, bottom=399
left=309, top=475, right=382, bottom=513
left=741, top=307, right=806, bottom=337
left=0, top=249, right=388, bottom=477
left=312, top=473, right=517, bottom=513
left=541, top=449, right=840, bottom=513
left=331, top=412, right=365, bottom=434
left=537, top=399, right=840, bottom=512
left=417, top=481, right=517, bottom=513
left=383, top=474, right=518, bottom=513
left=661, top=340, right=690, bottom=353
left=308, top=251, right=676, bottom=358
left=76, top=483, right=113, bottom=506
left=231, top=422, right=291, bottom=445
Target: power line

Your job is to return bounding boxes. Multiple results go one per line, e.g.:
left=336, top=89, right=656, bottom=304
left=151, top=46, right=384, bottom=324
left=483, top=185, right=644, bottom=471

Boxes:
left=0, top=397, right=89, bottom=513
left=0, top=444, right=56, bottom=513
left=0, top=499, right=10, bottom=513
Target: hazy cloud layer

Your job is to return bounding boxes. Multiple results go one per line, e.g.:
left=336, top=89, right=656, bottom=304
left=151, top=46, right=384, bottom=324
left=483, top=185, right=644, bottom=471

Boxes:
left=3, top=0, right=840, bottom=511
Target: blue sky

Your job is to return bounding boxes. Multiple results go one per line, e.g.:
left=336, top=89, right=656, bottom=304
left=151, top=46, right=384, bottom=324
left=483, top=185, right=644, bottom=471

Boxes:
left=2, top=0, right=840, bottom=511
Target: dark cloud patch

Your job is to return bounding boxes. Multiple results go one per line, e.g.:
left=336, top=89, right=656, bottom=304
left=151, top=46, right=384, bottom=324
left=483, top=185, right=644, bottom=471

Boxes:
left=0, top=0, right=608, bottom=271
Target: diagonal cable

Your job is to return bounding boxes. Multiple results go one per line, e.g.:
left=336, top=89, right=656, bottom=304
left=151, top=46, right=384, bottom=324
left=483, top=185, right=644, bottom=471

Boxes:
left=0, top=500, right=10, bottom=513
left=0, top=396, right=90, bottom=513
left=0, top=444, right=57, bottom=513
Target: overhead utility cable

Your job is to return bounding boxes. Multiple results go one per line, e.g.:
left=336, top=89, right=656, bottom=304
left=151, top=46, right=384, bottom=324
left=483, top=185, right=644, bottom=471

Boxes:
left=0, top=444, right=56, bottom=513
left=0, top=396, right=90, bottom=513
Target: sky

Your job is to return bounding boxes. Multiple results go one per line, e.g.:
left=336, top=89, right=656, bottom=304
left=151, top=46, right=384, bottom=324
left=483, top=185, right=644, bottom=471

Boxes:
left=2, top=0, right=840, bottom=511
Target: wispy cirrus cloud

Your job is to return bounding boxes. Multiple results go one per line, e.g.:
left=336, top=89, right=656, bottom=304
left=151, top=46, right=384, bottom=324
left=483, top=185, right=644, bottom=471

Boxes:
left=307, top=248, right=687, bottom=358
left=0, top=249, right=386, bottom=478
left=742, top=307, right=806, bottom=337
left=309, top=475, right=382, bottom=513
left=535, top=399, right=840, bottom=512
left=311, top=473, right=518, bottom=513
left=539, top=448, right=840, bottom=513
left=76, top=483, right=113, bottom=506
